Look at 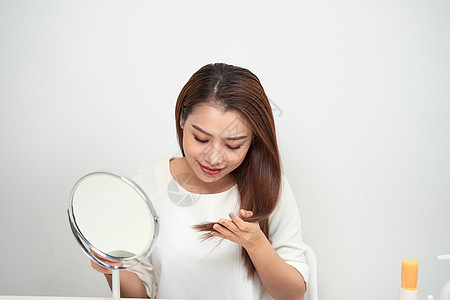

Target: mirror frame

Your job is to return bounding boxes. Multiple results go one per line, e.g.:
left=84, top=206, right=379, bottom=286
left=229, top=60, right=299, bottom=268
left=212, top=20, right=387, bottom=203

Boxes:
left=68, top=171, right=160, bottom=270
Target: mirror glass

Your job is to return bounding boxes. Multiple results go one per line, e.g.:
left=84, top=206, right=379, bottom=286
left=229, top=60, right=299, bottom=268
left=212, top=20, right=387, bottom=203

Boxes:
left=68, top=172, right=159, bottom=299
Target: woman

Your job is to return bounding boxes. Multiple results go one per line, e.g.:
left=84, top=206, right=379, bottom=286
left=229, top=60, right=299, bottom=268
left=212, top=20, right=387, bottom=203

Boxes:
left=92, top=63, right=310, bottom=299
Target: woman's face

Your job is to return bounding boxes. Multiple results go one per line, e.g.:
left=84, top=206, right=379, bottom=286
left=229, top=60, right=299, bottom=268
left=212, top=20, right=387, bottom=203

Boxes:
left=181, top=103, right=252, bottom=189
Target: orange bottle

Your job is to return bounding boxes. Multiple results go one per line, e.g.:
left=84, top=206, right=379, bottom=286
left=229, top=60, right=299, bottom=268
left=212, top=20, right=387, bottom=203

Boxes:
left=399, top=259, right=419, bottom=300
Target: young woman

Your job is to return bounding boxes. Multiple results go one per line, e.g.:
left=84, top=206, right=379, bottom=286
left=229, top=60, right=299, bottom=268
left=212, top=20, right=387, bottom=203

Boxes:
left=91, top=63, right=310, bottom=299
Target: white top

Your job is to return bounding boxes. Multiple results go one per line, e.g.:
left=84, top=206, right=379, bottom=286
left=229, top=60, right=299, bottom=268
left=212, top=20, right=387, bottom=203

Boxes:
left=129, top=158, right=310, bottom=300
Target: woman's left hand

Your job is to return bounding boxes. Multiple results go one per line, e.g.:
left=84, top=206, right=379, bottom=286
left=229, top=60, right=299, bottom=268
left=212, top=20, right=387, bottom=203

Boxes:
left=212, top=209, right=266, bottom=252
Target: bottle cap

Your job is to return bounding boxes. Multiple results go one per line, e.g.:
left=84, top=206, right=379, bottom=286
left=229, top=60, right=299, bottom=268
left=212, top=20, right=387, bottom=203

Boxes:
left=401, top=259, right=418, bottom=291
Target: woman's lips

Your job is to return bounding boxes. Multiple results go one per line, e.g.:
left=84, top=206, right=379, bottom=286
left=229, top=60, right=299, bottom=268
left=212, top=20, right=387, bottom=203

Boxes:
left=198, top=162, right=223, bottom=175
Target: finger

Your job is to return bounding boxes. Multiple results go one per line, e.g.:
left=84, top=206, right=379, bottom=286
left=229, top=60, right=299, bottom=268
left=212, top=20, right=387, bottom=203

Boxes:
left=240, top=209, right=253, bottom=219
left=211, top=227, right=238, bottom=243
left=90, top=249, right=121, bottom=269
left=210, top=230, right=225, bottom=239
left=211, top=230, right=231, bottom=242
left=91, top=260, right=112, bottom=274
left=229, top=212, right=248, bottom=231
left=90, top=249, right=119, bottom=264
left=213, top=222, right=238, bottom=239
left=218, top=218, right=240, bottom=235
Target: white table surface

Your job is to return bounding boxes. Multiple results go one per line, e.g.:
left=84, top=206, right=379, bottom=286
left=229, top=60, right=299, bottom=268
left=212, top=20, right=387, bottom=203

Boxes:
left=0, top=297, right=152, bottom=300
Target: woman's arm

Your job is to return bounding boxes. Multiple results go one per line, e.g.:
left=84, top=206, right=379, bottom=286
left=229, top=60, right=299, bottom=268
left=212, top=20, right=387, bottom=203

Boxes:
left=90, top=252, right=149, bottom=298
left=103, top=271, right=149, bottom=298
left=212, top=209, right=306, bottom=300
left=245, top=231, right=306, bottom=300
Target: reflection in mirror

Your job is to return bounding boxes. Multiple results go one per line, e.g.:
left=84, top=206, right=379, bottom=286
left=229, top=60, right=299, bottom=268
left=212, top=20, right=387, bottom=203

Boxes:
left=68, top=172, right=159, bottom=300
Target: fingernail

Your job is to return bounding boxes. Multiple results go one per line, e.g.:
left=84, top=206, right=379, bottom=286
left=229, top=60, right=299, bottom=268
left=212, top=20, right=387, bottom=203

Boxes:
left=214, top=227, right=220, bottom=230
left=221, top=221, right=225, bottom=225
left=229, top=213, right=235, bottom=218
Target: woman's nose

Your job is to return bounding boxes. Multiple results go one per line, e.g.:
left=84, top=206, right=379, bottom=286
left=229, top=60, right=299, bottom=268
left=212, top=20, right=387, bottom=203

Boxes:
left=203, top=144, right=225, bottom=166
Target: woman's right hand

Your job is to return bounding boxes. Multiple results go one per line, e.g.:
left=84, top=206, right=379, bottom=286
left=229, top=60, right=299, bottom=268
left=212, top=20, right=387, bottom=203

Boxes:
left=89, top=249, right=122, bottom=275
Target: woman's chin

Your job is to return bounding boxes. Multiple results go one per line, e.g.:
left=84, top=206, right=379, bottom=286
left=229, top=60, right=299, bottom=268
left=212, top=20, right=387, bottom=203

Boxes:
left=195, top=169, right=230, bottom=185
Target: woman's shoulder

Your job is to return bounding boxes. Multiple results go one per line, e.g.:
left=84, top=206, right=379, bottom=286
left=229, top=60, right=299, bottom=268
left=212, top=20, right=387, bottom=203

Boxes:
left=132, top=157, right=174, bottom=190
left=279, top=173, right=293, bottom=194
left=272, top=174, right=298, bottom=215
left=139, top=157, right=169, bottom=170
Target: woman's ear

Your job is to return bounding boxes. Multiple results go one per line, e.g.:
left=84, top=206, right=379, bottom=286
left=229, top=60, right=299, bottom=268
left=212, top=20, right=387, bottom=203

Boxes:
left=180, top=119, right=185, bottom=130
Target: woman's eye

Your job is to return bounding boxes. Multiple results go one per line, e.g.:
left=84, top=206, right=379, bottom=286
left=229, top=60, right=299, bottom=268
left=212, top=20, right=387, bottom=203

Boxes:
left=194, top=135, right=208, bottom=143
left=227, top=145, right=241, bottom=150
left=194, top=134, right=240, bottom=150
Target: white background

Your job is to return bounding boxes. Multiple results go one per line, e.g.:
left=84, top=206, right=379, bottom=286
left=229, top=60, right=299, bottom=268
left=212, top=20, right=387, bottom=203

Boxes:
left=1, top=0, right=449, bottom=299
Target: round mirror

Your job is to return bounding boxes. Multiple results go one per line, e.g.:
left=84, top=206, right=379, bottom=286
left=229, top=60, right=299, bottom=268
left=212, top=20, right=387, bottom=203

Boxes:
left=68, top=172, right=159, bottom=299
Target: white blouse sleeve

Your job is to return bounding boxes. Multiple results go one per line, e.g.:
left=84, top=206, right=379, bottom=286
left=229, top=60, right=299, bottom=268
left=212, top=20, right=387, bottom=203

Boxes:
left=127, top=257, right=158, bottom=298
left=268, top=175, right=310, bottom=285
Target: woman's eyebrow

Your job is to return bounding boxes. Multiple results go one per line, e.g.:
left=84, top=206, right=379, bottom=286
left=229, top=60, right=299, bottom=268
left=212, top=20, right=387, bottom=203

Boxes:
left=191, top=124, right=248, bottom=141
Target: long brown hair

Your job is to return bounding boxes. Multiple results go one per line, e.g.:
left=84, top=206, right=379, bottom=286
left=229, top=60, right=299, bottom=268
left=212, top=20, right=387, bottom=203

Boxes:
left=175, top=63, right=282, bottom=277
